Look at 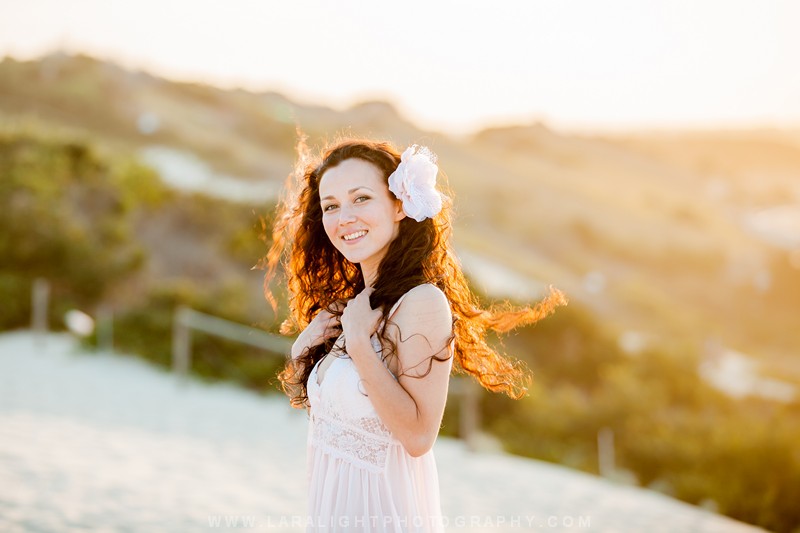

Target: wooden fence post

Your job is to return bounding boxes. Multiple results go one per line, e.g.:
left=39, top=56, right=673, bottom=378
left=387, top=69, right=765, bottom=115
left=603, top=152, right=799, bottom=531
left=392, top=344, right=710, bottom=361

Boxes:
left=32, top=278, right=50, bottom=346
left=450, top=377, right=481, bottom=450
left=598, top=426, right=615, bottom=478
left=97, top=305, right=114, bottom=352
left=172, top=306, right=191, bottom=377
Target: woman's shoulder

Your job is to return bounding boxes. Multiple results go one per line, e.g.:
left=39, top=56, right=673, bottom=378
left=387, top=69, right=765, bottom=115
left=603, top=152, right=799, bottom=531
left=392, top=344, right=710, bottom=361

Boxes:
left=408, top=282, right=446, bottom=300
left=392, top=283, right=451, bottom=319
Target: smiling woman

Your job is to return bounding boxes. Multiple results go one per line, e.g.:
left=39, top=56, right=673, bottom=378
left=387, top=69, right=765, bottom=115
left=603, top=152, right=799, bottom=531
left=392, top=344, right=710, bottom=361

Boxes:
left=319, top=159, right=406, bottom=287
left=261, top=136, right=567, bottom=532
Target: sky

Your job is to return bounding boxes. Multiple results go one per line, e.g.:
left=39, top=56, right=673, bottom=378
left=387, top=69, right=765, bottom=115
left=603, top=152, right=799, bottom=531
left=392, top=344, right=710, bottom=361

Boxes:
left=1, top=0, right=798, bottom=134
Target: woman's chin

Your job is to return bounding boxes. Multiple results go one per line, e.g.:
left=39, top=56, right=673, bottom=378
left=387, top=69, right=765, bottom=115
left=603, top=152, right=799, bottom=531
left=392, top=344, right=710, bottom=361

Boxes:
left=338, top=250, right=364, bottom=264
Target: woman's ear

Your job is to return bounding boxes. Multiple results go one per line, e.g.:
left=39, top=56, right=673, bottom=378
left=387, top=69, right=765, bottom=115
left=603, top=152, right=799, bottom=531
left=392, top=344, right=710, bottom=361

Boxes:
left=394, top=199, right=407, bottom=222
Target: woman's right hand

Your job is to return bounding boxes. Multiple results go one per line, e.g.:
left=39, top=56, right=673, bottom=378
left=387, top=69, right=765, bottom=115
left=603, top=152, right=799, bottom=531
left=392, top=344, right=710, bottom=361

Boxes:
left=291, top=300, right=346, bottom=358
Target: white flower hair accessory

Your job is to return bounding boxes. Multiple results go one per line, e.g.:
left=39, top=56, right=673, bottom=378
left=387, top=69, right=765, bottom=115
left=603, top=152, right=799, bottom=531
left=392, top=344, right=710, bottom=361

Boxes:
left=387, top=144, right=443, bottom=222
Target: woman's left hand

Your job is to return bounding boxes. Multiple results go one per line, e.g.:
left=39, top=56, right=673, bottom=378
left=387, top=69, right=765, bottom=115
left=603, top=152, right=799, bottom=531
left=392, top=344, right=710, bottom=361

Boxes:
left=341, top=287, right=383, bottom=344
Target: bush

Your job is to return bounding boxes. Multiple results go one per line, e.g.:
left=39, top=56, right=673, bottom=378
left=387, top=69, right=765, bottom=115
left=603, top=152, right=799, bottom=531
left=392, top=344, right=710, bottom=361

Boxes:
left=0, top=133, right=154, bottom=328
left=476, top=299, right=800, bottom=532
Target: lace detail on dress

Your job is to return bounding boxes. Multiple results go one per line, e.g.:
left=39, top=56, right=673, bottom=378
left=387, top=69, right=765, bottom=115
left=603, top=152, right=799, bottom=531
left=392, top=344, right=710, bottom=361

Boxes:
left=311, top=410, right=396, bottom=473
left=307, top=285, right=438, bottom=473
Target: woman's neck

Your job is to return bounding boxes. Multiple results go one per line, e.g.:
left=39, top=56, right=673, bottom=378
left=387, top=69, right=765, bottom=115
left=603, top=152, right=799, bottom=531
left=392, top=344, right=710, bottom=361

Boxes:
left=360, top=263, right=377, bottom=288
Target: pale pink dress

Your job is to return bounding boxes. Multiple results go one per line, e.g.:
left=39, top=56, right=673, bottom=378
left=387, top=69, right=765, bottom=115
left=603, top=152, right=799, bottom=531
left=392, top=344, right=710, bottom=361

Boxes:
left=306, top=286, right=452, bottom=532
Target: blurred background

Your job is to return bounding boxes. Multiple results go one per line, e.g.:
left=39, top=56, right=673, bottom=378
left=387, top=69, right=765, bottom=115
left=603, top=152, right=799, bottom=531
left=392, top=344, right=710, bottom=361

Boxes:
left=1, top=1, right=799, bottom=532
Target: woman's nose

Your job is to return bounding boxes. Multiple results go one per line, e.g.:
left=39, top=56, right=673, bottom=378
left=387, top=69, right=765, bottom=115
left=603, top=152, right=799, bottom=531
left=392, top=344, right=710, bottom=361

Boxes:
left=339, top=204, right=357, bottom=223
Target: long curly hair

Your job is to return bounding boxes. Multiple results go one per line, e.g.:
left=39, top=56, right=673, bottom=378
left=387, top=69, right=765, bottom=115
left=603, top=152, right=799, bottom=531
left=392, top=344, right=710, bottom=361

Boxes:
left=260, top=134, right=567, bottom=408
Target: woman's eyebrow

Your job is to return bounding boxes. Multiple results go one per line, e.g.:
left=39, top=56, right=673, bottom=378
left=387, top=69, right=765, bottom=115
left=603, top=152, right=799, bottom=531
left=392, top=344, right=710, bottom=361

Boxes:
left=321, top=187, right=374, bottom=201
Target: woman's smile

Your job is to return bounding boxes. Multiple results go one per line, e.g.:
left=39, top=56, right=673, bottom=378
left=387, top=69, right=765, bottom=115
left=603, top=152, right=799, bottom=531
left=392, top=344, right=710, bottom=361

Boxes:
left=341, top=229, right=368, bottom=243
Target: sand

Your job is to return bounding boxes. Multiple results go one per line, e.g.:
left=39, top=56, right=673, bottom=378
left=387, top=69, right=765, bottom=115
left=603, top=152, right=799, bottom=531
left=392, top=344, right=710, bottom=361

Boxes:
left=0, top=331, right=766, bottom=532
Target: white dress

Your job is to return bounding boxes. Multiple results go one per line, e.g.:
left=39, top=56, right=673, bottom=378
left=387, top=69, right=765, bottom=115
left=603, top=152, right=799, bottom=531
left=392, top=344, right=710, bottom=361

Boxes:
left=306, top=285, right=451, bottom=532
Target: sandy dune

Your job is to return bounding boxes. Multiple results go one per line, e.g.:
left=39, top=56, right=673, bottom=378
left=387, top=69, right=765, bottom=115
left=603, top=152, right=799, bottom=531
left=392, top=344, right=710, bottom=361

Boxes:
left=0, top=332, right=765, bottom=532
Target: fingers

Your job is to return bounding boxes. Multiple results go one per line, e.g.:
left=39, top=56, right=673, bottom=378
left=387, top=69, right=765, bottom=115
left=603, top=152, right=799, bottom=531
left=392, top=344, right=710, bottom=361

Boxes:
left=362, top=288, right=379, bottom=305
left=352, top=286, right=374, bottom=305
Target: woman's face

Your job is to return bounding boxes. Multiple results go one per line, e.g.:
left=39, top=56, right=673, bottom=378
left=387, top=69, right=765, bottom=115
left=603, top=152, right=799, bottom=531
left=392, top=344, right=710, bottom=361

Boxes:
left=319, top=158, right=406, bottom=273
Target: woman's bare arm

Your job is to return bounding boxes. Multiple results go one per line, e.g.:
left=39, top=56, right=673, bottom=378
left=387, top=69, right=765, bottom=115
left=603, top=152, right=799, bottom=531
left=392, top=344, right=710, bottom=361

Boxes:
left=345, top=284, right=453, bottom=457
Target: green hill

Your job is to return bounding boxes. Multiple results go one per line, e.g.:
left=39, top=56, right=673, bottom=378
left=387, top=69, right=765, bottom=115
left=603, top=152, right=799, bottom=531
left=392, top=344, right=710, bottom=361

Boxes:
left=2, top=52, right=798, bottom=375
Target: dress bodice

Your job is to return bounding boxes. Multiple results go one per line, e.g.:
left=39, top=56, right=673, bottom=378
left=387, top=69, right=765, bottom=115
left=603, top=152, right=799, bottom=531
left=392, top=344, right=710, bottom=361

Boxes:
left=306, top=293, right=410, bottom=472
left=303, top=283, right=449, bottom=532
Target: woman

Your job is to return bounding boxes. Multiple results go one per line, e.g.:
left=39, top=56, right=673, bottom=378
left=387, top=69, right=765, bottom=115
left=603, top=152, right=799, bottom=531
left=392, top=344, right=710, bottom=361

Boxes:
left=262, top=137, right=566, bottom=532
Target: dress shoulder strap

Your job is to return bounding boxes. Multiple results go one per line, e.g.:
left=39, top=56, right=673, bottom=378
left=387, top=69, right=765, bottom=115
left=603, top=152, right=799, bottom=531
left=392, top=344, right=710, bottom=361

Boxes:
left=386, top=293, right=408, bottom=319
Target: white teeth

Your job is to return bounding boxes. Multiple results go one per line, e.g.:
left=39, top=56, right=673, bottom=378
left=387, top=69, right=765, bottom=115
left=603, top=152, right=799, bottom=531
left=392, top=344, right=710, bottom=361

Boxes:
left=343, top=230, right=367, bottom=241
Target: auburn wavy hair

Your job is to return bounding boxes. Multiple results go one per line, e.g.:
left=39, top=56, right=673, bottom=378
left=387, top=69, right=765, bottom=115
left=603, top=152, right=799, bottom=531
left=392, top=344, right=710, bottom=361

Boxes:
left=260, top=134, right=567, bottom=408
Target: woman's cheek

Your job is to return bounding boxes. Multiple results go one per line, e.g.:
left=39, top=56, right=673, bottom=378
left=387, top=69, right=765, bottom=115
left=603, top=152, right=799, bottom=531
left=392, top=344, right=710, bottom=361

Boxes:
left=322, top=216, right=336, bottom=244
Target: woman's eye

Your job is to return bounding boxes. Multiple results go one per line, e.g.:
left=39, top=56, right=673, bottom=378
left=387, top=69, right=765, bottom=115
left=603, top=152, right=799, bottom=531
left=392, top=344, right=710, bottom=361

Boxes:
left=322, top=196, right=368, bottom=212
